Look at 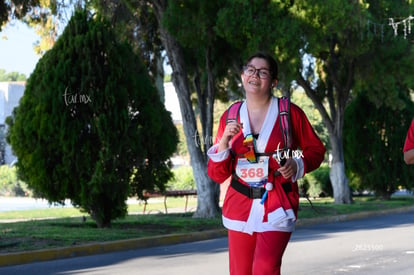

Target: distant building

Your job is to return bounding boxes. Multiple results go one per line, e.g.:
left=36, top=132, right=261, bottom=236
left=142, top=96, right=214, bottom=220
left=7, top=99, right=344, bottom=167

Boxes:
left=0, top=82, right=25, bottom=165
left=164, top=82, right=182, bottom=124
left=0, top=81, right=181, bottom=165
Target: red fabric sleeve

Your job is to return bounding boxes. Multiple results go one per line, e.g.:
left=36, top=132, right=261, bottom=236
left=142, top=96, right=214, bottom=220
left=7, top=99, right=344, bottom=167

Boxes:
left=289, top=103, right=326, bottom=174
left=207, top=111, right=235, bottom=184
left=403, top=118, right=414, bottom=152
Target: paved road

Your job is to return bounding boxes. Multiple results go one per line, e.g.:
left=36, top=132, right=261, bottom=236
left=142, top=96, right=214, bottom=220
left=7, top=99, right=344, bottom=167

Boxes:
left=1, top=209, right=413, bottom=275
left=282, top=209, right=414, bottom=274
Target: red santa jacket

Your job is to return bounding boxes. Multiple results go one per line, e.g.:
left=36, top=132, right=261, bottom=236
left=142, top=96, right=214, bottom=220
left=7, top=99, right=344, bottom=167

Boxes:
left=207, top=97, right=325, bottom=233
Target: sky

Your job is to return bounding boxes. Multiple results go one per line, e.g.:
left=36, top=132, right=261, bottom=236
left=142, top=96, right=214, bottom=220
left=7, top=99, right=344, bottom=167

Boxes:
left=0, top=21, right=41, bottom=77
left=0, top=19, right=172, bottom=78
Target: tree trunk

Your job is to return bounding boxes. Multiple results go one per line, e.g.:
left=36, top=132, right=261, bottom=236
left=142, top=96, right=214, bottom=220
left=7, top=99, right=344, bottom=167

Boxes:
left=204, top=46, right=221, bottom=212
left=90, top=209, right=111, bottom=228
left=151, top=0, right=219, bottom=218
left=297, top=74, right=353, bottom=204
left=154, top=54, right=165, bottom=102
left=329, top=135, right=352, bottom=204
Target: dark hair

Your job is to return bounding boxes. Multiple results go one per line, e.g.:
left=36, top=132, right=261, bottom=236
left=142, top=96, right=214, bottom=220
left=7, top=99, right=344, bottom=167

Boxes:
left=244, top=52, right=278, bottom=80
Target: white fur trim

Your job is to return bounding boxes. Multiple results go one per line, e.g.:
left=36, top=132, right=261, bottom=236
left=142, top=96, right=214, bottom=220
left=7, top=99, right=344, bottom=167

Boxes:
left=239, top=97, right=278, bottom=152
left=222, top=199, right=296, bottom=233
left=292, top=157, right=304, bottom=182
left=207, top=144, right=230, bottom=162
left=268, top=206, right=296, bottom=225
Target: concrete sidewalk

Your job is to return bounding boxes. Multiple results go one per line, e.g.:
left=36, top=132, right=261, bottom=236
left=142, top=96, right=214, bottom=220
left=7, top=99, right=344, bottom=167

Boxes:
left=1, top=205, right=413, bottom=267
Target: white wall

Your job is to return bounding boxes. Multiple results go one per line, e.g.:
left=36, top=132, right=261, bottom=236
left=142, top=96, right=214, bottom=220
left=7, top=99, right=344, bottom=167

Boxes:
left=164, top=82, right=182, bottom=123
left=0, top=82, right=25, bottom=165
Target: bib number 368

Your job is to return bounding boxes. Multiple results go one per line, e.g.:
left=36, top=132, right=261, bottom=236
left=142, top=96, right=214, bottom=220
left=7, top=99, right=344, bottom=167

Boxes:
left=235, top=157, right=269, bottom=183
left=239, top=167, right=264, bottom=179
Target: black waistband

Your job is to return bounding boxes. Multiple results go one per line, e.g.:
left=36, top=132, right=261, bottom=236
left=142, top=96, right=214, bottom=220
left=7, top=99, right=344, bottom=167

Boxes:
left=230, top=179, right=266, bottom=199
left=230, top=178, right=292, bottom=199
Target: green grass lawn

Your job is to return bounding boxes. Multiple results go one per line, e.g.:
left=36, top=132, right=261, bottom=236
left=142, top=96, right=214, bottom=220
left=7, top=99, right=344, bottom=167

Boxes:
left=297, top=195, right=414, bottom=218
left=0, top=195, right=413, bottom=254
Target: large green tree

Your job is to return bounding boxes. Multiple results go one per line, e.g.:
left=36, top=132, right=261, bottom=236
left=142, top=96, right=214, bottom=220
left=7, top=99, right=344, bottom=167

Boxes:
left=0, top=0, right=39, bottom=30
left=149, top=0, right=218, bottom=217
left=215, top=0, right=414, bottom=204
left=1, top=0, right=64, bottom=55
left=147, top=0, right=243, bottom=217
left=91, top=0, right=244, bottom=217
left=6, top=10, right=177, bottom=227
left=344, top=92, right=414, bottom=198
left=161, top=1, right=242, bottom=216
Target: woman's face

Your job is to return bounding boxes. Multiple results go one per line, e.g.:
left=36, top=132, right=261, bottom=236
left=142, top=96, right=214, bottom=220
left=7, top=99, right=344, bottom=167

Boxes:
left=241, top=57, right=276, bottom=97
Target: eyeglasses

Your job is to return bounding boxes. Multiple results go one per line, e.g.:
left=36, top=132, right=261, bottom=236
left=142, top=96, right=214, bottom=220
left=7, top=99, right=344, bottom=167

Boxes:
left=243, top=134, right=257, bottom=163
left=243, top=65, right=271, bottom=79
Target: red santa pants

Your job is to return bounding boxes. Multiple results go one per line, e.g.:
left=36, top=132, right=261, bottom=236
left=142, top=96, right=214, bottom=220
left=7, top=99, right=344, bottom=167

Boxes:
left=228, top=229, right=292, bottom=275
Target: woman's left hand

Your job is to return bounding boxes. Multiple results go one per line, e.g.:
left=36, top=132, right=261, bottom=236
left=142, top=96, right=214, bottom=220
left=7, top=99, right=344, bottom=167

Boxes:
left=277, top=158, right=298, bottom=179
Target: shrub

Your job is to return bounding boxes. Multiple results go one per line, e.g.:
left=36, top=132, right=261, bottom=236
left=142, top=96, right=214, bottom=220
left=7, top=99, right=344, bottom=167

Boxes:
left=0, top=165, right=31, bottom=196
left=299, top=163, right=332, bottom=198
left=344, top=91, right=414, bottom=199
left=6, top=10, right=177, bottom=228
left=166, top=166, right=195, bottom=190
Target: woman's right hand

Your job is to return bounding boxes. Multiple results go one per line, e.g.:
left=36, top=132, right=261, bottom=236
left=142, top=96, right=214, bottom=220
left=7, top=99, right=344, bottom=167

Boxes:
left=218, top=121, right=243, bottom=152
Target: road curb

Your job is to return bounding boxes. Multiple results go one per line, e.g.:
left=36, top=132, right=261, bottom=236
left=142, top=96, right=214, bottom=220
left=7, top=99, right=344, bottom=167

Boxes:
left=0, top=229, right=228, bottom=267
left=1, top=206, right=413, bottom=267
left=295, top=205, right=414, bottom=227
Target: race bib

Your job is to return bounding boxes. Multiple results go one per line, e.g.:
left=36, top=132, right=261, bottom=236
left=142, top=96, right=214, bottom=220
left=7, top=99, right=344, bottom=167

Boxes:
left=235, top=156, right=269, bottom=186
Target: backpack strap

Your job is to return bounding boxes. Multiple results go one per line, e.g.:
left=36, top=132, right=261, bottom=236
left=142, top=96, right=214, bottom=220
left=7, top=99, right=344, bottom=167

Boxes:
left=262, top=97, right=293, bottom=204
left=226, top=101, right=242, bottom=160
left=278, top=96, right=292, bottom=150
left=226, top=98, right=291, bottom=150
left=226, top=101, right=243, bottom=124
left=278, top=97, right=317, bottom=211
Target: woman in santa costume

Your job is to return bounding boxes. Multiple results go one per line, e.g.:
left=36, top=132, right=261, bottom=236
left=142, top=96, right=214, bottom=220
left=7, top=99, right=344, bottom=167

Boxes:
left=207, top=52, right=326, bottom=275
